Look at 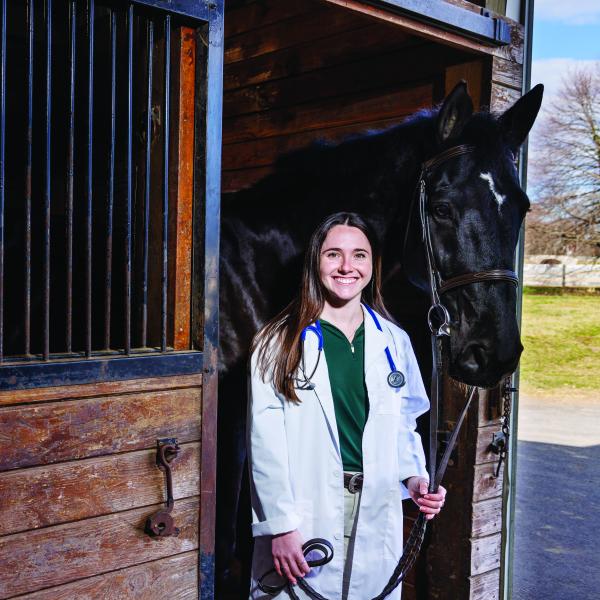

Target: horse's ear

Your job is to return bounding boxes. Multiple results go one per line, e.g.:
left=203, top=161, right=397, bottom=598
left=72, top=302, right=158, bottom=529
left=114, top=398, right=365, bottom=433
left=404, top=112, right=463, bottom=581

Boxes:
left=498, top=84, right=544, bottom=152
left=437, top=80, right=474, bottom=144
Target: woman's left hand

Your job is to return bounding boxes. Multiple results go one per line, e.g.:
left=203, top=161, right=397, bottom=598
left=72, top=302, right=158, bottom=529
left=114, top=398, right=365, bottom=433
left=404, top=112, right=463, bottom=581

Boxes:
left=405, top=476, right=446, bottom=521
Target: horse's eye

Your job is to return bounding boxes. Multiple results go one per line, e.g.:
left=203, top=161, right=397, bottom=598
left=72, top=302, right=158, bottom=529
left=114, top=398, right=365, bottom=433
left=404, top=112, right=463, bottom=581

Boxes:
left=432, top=203, right=451, bottom=219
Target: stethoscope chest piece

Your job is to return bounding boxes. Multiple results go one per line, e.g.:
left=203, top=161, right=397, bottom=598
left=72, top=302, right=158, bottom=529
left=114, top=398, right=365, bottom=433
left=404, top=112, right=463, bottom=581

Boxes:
left=387, top=370, right=406, bottom=388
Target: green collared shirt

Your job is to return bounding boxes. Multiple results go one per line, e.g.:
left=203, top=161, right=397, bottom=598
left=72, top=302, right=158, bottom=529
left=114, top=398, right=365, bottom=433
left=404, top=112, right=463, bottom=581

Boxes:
left=320, top=319, right=369, bottom=472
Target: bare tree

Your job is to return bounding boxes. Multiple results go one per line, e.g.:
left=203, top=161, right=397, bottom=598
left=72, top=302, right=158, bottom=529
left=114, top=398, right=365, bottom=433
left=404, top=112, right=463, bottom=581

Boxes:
left=527, top=65, right=600, bottom=257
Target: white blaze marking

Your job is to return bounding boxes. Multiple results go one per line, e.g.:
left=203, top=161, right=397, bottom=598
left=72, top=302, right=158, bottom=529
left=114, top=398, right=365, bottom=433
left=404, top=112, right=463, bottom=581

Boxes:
left=479, top=172, right=506, bottom=210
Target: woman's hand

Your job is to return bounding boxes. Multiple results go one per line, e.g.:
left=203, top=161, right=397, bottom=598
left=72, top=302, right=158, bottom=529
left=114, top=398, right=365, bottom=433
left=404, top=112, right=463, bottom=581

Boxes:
left=272, top=529, right=311, bottom=585
left=405, top=476, right=447, bottom=521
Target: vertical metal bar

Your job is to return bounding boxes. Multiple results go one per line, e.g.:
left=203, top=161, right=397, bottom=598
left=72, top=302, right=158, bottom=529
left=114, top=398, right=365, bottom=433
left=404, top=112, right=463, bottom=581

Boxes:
left=85, top=0, right=94, bottom=357
left=198, top=4, right=224, bottom=596
left=141, top=19, right=153, bottom=348
left=104, top=9, right=116, bottom=350
left=502, top=1, right=535, bottom=597
left=0, top=0, right=5, bottom=362
left=43, top=0, right=52, bottom=360
left=24, top=0, right=34, bottom=356
left=125, top=3, right=133, bottom=354
left=161, top=15, right=170, bottom=352
left=66, top=0, right=75, bottom=353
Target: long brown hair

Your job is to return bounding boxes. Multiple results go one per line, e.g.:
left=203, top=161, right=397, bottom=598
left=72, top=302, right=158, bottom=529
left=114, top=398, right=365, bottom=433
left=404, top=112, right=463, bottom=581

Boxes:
left=252, top=212, right=392, bottom=401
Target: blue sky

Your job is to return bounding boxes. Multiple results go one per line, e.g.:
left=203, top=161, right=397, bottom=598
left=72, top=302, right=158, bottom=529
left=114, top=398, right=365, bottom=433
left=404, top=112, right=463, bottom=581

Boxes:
left=531, top=0, right=600, bottom=102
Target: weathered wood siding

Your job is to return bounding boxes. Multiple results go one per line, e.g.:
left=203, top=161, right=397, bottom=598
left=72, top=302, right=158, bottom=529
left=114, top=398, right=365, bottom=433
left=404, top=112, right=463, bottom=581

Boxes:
left=222, top=0, right=482, bottom=195
left=0, top=377, right=202, bottom=599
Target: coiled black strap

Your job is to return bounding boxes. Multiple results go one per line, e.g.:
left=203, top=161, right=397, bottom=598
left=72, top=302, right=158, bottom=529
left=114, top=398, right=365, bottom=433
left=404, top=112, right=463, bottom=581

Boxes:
left=257, top=538, right=334, bottom=598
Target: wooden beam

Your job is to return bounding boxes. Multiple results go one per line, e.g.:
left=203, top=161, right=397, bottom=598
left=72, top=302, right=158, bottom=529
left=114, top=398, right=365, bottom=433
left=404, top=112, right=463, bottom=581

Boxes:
left=470, top=533, right=502, bottom=576
left=445, top=59, right=485, bottom=109
left=472, top=496, right=503, bottom=538
left=225, top=3, right=367, bottom=64
left=0, top=387, right=201, bottom=470
left=0, top=374, right=202, bottom=407
left=16, top=552, right=198, bottom=600
left=223, top=83, right=433, bottom=144
left=469, top=568, right=501, bottom=600
left=323, top=0, right=524, bottom=63
left=0, top=442, right=200, bottom=536
left=223, top=22, right=416, bottom=92
left=168, top=27, right=197, bottom=350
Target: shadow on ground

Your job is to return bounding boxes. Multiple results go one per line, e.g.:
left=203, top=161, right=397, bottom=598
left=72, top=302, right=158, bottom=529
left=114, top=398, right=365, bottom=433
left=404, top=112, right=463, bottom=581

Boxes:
left=513, top=440, right=600, bottom=600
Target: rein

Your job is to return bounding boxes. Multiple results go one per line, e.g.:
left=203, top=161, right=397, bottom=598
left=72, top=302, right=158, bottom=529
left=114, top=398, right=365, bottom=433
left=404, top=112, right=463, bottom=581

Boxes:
left=258, top=144, right=518, bottom=599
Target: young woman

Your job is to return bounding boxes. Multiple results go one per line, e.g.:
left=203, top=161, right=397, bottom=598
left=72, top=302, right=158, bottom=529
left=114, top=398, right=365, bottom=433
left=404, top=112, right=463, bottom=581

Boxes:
left=247, top=212, right=446, bottom=599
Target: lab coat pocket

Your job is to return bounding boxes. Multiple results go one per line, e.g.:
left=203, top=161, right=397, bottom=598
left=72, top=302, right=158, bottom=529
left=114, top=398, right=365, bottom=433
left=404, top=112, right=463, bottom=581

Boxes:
left=383, top=488, right=404, bottom=562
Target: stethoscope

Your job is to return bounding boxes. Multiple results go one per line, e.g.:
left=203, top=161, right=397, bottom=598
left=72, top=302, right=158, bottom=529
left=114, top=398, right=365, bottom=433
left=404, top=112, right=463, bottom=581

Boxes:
left=295, top=303, right=406, bottom=390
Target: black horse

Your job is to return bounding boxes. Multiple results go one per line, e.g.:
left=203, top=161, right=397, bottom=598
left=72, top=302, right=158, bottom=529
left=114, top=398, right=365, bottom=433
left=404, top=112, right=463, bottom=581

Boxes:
left=217, top=81, right=543, bottom=594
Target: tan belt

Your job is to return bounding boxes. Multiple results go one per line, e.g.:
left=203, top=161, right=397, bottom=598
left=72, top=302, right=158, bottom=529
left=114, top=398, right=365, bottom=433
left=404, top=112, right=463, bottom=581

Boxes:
left=343, top=472, right=363, bottom=493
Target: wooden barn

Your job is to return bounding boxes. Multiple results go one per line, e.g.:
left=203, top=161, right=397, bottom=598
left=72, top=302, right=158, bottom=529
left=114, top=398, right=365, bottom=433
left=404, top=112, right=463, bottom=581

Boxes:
left=0, top=1, right=532, bottom=599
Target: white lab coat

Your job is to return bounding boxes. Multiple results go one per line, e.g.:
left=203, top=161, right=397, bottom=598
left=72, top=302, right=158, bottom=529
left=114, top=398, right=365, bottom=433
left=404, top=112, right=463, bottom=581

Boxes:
left=247, top=305, right=430, bottom=600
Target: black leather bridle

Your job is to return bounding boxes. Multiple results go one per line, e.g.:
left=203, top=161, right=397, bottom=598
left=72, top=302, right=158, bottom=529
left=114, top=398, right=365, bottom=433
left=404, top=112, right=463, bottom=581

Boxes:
left=371, top=144, right=518, bottom=599
left=258, top=144, right=519, bottom=599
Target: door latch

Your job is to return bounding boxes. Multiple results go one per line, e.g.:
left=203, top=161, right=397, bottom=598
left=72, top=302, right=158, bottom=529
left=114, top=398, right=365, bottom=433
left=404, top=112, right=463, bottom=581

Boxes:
left=489, top=430, right=507, bottom=477
left=145, top=438, right=180, bottom=537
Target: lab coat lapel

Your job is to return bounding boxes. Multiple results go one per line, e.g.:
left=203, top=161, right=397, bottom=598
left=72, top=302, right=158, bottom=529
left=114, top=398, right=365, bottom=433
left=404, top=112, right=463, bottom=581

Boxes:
left=362, top=304, right=389, bottom=374
left=300, top=323, right=341, bottom=457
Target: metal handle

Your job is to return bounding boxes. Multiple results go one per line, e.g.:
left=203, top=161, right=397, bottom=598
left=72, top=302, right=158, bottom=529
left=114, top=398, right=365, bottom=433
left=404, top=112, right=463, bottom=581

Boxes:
left=144, top=438, right=180, bottom=537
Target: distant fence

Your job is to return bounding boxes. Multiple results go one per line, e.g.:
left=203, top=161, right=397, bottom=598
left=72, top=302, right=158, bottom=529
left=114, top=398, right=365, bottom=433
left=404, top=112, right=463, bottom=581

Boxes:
left=524, top=264, right=600, bottom=288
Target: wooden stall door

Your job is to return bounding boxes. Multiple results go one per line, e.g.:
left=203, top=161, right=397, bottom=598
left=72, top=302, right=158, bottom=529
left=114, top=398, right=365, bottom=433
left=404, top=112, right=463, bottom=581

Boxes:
left=0, top=1, right=224, bottom=598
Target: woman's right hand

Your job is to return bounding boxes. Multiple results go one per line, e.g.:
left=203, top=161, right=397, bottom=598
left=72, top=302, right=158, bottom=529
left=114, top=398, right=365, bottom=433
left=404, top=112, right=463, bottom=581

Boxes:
left=272, top=529, right=311, bottom=585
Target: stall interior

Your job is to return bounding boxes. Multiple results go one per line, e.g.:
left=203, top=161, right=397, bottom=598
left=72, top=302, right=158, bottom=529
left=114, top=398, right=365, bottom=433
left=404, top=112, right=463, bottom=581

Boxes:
left=221, top=0, right=490, bottom=598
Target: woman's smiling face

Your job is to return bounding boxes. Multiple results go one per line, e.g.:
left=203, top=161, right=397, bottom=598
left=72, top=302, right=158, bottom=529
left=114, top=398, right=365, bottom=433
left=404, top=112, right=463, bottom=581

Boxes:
left=319, top=225, right=373, bottom=305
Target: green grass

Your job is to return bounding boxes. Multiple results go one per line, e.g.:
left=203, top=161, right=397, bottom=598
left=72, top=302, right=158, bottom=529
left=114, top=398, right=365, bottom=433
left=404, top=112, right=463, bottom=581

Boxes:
left=520, top=292, right=600, bottom=392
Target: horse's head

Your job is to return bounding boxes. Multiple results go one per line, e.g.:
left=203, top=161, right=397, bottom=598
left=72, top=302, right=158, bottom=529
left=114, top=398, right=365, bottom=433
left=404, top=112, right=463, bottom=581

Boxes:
left=403, top=81, right=543, bottom=388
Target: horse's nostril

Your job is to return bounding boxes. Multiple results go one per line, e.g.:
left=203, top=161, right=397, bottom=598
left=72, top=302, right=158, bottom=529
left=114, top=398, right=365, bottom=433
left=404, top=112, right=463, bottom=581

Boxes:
left=461, top=343, right=489, bottom=372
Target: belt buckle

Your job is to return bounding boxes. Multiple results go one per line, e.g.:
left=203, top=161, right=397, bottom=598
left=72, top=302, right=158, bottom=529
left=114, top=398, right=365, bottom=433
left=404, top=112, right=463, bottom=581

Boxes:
left=347, top=473, right=362, bottom=494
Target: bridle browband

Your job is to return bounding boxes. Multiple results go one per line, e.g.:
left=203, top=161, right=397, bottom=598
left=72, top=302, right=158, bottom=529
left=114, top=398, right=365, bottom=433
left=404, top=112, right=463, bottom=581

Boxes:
left=259, top=144, right=519, bottom=600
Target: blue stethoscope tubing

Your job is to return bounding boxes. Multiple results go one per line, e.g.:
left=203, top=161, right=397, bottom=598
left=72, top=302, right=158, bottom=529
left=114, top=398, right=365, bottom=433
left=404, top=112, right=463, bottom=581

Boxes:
left=297, top=304, right=406, bottom=389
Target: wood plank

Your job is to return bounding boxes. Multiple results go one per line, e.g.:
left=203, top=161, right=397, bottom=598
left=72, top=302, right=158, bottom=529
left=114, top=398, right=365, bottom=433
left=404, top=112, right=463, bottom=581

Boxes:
left=324, top=0, right=524, bottom=64
left=475, top=423, right=502, bottom=464
left=470, top=533, right=502, bottom=576
left=0, top=497, right=199, bottom=598
left=222, top=166, right=274, bottom=193
left=490, top=82, right=521, bottom=113
left=168, top=27, right=196, bottom=350
left=225, top=0, right=316, bottom=38
left=445, top=59, right=485, bottom=110
left=225, top=4, right=367, bottom=64
left=223, top=114, right=410, bottom=172
left=471, top=496, right=502, bottom=538
left=224, top=41, right=467, bottom=118
left=473, top=462, right=504, bottom=503
left=0, top=442, right=200, bottom=536
left=469, top=568, right=500, bottom=600
left=17, top=551, right=198, bottom=600
left=477, top=385, right=502, bottom=426
left=223, top=22, right=416, bottom=92
left=0, top=387, right=201, bottom=471
left=223, top=83, right=433, bottom=144
left=491, top=55, right=522, bottom=90
left=0, top=374, right=202, bottom=407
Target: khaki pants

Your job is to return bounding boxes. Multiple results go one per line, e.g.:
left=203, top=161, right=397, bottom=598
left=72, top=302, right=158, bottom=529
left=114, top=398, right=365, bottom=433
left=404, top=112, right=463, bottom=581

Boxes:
left=342, top=479, right=362, bottom=599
